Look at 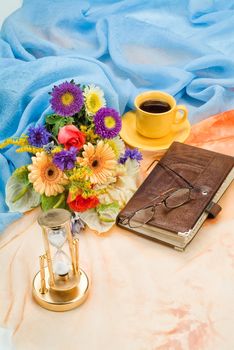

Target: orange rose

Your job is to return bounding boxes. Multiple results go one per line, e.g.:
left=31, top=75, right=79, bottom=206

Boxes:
left=58, top=125, right=86, bottom=150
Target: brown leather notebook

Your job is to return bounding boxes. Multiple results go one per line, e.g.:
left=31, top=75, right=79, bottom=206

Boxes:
left=117, top=142, right=234, bottom=250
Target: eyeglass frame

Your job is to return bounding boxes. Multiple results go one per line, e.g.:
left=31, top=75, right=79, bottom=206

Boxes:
left=119, top=160, right=200, bottom=228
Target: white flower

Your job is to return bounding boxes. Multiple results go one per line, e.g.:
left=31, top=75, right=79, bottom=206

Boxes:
left=80, top=162, right=140, bottom=233
left=107, top=136, right=125, bottom=158
left=79, top=209, right=115, bottom=233
left=124, top=158, right=140, bottom=179
left=98, top=173, right=138, bottom=209
left=83, top=84, right=106, bottom=116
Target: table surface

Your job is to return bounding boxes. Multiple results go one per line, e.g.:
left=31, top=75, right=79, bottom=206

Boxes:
left=0, top=110, right=234, bottom=350
left=0, top=159, right=234, bottom=350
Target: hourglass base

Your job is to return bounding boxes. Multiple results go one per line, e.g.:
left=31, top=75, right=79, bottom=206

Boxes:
left=32, top=267, right=89, bottom=311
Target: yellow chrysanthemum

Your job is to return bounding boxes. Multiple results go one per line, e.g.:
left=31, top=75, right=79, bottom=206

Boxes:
left=83, top=84, right=106, bottom=116
left=28, top=152, right=68, bottom=196
left=77, top=141, right=116, bottom=185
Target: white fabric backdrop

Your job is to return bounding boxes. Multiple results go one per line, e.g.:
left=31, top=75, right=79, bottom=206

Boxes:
left=0, top=0, right=21, bottom=27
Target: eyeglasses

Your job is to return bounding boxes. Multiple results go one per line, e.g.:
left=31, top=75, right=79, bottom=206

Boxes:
left=119, top=160, right=209, bottom=229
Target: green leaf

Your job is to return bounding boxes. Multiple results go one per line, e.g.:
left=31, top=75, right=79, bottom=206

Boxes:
left=46, top=114, right=61, bottom=125
left=41, top=192, right=66, bottom=211
left=46, top=114, right=74, bottom=125
left=96, top=202, right=120, bottom=223
left=45, top=115, right=74, bottom=137
left=12, top=166, right=30, bottom=185
left=6, top=175, right=40, bottom=213
left=52, top=123, right=61, bottom=137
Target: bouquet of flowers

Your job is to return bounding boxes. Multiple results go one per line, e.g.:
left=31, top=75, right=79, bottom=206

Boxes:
left=0, top=81, right=142, bottom=233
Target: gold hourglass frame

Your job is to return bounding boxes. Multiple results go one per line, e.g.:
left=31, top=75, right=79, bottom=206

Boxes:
left=32, top=209, right=89, bottom=311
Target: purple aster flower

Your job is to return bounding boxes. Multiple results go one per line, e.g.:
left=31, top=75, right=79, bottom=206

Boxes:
left=53, top=146, right=77, bottom=171
left=50, top=81, right=84, bottom=117
left=119, top=148, right=143, bottom=164
left=28, top=125, right=51, bottom=147
left=94, top=107, right=122, bottom=139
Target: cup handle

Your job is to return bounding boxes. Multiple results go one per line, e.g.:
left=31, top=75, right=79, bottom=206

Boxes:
left=173, top=105, right=188, bottom=125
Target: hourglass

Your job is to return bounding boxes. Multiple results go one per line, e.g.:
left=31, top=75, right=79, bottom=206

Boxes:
left=32, top=209, right=89, bottom=311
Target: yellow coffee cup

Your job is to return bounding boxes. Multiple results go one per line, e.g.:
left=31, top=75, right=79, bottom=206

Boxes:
left=134, top=91, right=188, bottom=138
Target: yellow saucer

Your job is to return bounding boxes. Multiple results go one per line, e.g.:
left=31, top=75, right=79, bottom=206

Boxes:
left=120, top=110, right=191, bottom=152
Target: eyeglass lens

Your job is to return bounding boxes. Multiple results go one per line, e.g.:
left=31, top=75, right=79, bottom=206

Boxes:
left=129, top=206, right=155, bottom=228
left=128, top=188, right=191, bottom=228
left=165, top=188, right=190, bottom=208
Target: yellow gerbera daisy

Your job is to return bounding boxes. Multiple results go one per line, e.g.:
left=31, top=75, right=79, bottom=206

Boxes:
left=77, top=141, right=116, bottom=184
left=28, top=152, right=68, bottom=196
left=83, top=84, right=106, bottom=116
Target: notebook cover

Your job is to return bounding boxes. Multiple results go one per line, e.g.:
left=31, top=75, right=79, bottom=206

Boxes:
left=117, top=142, right=234, bottom=234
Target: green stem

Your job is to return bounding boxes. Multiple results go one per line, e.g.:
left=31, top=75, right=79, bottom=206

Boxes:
left=51, top=134, right=59, bottom=145
left=53, top=193, right=65, bottom=209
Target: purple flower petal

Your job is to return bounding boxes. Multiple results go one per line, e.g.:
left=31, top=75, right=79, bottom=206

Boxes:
left=53, top=147, right=77, bottom=170
left=94, top=107, right=122, bottom=139
left=50, top=81, right=84, bottom=117
left=119, top=148, right=143, bottom=164
left=28, top=125, right=51, bottom=147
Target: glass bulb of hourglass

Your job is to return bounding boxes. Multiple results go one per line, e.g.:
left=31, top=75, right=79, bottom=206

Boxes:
left=53, top=250, right=71, bottom=276
left=48, top=228, right=66, bottom=249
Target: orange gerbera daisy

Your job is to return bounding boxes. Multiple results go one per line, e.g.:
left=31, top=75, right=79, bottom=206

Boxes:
left=28, top=152, right=68, bottom=196
left=77, top=141, right=116, bottom=184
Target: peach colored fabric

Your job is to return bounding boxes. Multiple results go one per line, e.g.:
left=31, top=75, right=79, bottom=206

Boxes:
left=0, top=111, right=234, bottom=350
left=186, top=109, right=234, bottom=156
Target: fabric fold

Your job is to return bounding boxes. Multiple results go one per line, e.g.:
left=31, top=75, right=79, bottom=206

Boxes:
left=0, top=0, right=234, bottom=232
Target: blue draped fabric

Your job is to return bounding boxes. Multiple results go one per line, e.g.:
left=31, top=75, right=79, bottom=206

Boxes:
left=0, top=0, right=234, bottom=232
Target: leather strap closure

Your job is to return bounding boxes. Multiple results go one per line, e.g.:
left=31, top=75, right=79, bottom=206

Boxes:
left=205, top=202, right=222, bottom=218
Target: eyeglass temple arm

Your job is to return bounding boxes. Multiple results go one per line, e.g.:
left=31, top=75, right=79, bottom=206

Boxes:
left=120, top=185, right=183, bottom=225
left=146, top=187, right=179, bottom=205
left=147, top=159, right=194, bottom=188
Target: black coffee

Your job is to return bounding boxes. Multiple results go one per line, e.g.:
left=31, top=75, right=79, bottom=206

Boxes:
left=139, top=100, right=171, bottom=113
